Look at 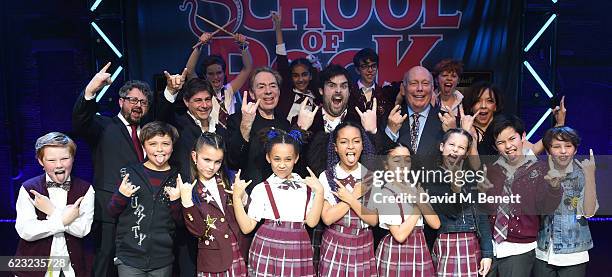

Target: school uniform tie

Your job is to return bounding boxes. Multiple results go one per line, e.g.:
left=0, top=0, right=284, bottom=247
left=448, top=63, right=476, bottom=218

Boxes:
left=493, top=181, right=513, bottom=243
left=216, top=88, right=229, bottom=129
left=410, top=113, right=421, bottom=153
left=130, top=124, right=144, bottom=162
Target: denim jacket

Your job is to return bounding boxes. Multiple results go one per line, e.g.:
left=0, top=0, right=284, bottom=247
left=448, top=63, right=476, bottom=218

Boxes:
left=537, top=162, right=594, bottom=254
left=427, top=180, right=494, bottom=258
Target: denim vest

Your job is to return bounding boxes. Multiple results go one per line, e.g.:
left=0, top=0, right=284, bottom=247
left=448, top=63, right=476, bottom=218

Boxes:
left=537, top=164, right=594, bottom=254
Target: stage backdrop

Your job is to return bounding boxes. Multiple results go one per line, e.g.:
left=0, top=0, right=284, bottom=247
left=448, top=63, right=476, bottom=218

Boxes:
left=126, top=0, right=523, bottom=113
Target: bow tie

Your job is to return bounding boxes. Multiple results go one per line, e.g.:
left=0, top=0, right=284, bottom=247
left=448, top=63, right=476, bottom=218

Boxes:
left=46, top=180, right=71, bottom=191
left=278, top=180, right=301, bottom=190
left=338, top=175, right=357, bottom=188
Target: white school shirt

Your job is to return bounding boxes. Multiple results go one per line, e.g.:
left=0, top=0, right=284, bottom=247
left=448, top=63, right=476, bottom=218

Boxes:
left=211, top=83, right=237, bottom=126
left=201, top=177, right=224, bottom=214
left=247, top=173, right=314, bottom=222
left=318, top=163, right=372, bottom=228
left=375, top=184, right=424, bottom=229
left=15, top=175, right=95, bottom=277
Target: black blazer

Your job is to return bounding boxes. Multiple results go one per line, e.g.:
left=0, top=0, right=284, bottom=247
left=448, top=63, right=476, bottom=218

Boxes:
left=71, top=92, right=172, bottom=222
left=379, top=104, right=444, bottom=169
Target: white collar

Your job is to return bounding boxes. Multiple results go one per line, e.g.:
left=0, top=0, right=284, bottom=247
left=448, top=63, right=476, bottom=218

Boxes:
left=266, top=173, right=303, bottom=183
left=334, top=163, right=366, bottom=180
left=357, top=79, right=376, bottom=91
left=117, top=113, right=131, bottom=127
left=187, top=111, right=216, bottom=133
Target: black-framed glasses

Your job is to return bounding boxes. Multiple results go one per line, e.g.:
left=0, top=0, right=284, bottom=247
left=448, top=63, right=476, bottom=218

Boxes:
left=358, top=63, right=378, bottom=70
left=121, top=96, right=149, bottom=106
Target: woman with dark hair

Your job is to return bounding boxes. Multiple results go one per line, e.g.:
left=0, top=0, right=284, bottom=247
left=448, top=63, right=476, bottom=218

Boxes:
left=272, top=12, right=322, bottom=123
left=463, top=82, right=567, bottom=156
left=317, top=121, right=379, bottom=276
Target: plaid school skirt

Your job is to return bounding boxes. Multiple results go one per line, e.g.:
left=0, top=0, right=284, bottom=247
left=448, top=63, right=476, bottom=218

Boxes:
left=319, top=224, right=377, bottom=277
left=198, top=232, right=247, bottom=277
left=248, top=220, right=315, bottom=277
left=375, top=227, right=435, bottom=277
left=432, top=232, right=481, bottom=277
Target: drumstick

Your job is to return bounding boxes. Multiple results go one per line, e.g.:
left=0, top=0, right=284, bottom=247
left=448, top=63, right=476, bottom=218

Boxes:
left=197, top=15, right=235, bottom=36
left=192, top=18, right=237, bottom=49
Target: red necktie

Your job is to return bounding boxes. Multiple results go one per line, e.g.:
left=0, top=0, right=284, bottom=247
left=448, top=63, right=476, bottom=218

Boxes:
left=130, top=124, right=144, bottom=162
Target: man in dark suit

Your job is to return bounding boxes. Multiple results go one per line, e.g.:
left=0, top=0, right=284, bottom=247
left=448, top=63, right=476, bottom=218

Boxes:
left=382, top=65, right=444, bottom=170
left=158, top=78, right=226, bottom=277
left=72, top=62, right=180, bottom=277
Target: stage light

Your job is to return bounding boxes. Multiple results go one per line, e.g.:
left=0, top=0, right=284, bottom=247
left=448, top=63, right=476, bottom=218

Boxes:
left=96, top=66, right=124, bottom=102
left=526, top=108, right=552, bottom=140
left=524, top=14, right=557, bottom=52
left=90, top=0, right=102, bottom=12
left=523, top=61, right=554, bottom=98
left=91, top=22, right=123, bottom=58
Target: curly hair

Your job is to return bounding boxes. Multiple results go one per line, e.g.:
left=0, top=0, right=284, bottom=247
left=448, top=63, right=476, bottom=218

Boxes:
left=325, top=121, right=375, bottom=201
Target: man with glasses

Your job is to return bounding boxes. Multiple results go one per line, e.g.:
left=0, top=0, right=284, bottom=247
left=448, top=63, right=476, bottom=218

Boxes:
left=72, top=62, right=180, bottom=277
left=351, top=48, right=400, bottom=119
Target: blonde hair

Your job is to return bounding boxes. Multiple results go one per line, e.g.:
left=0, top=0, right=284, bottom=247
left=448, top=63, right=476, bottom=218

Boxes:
left=35, top=132, right=76, bottom=160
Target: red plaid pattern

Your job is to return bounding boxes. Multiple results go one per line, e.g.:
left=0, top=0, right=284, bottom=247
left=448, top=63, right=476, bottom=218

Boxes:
left=432, top=232, right=481, bottom=277
left=248, top=220, right=315, bottom=277
left=319, top=209, right=377, bottom=277
left=376, top=228, right=435, bottom=277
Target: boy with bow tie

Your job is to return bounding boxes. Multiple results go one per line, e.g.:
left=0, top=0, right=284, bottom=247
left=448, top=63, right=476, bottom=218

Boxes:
left=14, top=132, right=95, bottom=277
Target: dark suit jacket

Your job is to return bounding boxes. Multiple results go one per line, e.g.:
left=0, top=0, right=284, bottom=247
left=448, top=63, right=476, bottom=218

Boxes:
left=71, top=92, right=172, bottom=222
left=226, top=110, right=291, bottom=191
left=379, top=104, right=444, bottom=170
left=183, top=180, right=247, bottom=273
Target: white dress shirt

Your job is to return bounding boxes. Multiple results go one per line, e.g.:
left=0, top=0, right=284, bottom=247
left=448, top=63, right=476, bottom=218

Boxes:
left=248, top=173, right=314, bottom=222
left=15, top=175, right=95, bottom=277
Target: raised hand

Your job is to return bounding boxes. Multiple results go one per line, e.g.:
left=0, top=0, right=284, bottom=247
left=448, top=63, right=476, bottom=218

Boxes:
left=240, top=91, right=261, bottom=141
left=62, top=197, right=84, bottom=226
left=477, top=165, right=494, bottom=192
left=356, top=97, right=378, bottom=133
left=459, top=105, right=475, bottom=133
left=332, top=180, right=356, bottom=204
left=29, top=190, right=56, bottom=216
left=297, top=98, right=320, bottom=131
left=199, top=32, right=213, bottom=45
left=304, top=167, right=323, bottom=194
left=387, top=105, right=408, bottom=134
left=118, top=173, right=140, bottom=198
left=553, top=95, right=567, bottom=127
left=232, top=169, right=252, bottom=200
left=545, top=155, right=565, bottom=188
left=438, top=105, right=457, bottom=132
left=164, top=176, right=182, bottom=201
left=576, top=148, right=596, bottom=178
left=164, top=68, right=188, bottom=95
left=85, top=62, right=112, bottom=97
left=234, top=33, right=248, bottom=46
left=271, top=11, right=281, bottom=30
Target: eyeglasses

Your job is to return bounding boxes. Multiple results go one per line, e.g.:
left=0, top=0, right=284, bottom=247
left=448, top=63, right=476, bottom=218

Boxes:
left=121, top=96, right=149, bottom=106
left=358, top=63, right=378, bottom=70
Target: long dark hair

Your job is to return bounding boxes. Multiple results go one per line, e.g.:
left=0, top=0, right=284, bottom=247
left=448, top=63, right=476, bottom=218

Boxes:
left=325, top=121, right=375, bottom=199
left=190, top=132, right=230, bottom=204
left=290, top=58, right=322, bottom=104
